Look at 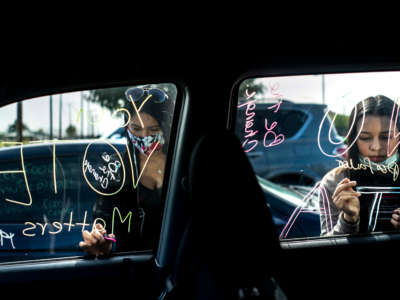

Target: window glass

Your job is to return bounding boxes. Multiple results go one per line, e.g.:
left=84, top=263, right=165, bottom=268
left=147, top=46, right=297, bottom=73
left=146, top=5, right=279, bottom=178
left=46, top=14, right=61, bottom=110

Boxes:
left=0, top=83, right=177, bottom=262
left=235, top=108, right=308, bottom=140
left=234, top=73, right=400, bottom=240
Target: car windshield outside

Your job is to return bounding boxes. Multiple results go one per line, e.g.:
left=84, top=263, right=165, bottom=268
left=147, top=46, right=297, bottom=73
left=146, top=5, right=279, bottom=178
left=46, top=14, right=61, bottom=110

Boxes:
left=0, top=83, right=177, bottom=262
left=234, top=72, right=400, bottom=240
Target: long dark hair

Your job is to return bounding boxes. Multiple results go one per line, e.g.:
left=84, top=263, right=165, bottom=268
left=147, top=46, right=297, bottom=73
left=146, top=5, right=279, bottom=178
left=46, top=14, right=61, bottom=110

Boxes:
left=346, top=95, right=400, bottom=182
left=345, top=96, right=400, bottom=233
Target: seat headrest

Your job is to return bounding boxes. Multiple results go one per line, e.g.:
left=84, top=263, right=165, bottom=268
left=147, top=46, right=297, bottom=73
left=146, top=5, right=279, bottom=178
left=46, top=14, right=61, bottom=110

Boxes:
left=188, top=131, right=281, bottom=284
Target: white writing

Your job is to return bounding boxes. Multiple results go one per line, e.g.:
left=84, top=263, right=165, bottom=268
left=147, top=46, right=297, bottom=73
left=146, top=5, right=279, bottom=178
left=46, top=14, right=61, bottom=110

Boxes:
left=337, top=158, right=400, bottom=181
left=0, top=229, right=15, bottom=249
left=83, top=157, right=121, bottom=190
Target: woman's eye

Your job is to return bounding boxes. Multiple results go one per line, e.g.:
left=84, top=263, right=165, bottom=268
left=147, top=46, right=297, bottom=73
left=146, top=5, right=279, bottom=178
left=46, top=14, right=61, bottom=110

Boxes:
left=359, top=136, right=371, bottom=141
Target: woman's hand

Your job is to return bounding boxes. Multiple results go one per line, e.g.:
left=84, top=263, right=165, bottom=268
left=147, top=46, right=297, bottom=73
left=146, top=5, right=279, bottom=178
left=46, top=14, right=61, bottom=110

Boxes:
left=79, top=223, right=114, bottom=257
left=332, top=178, right=361, bottom=223
left=391, top=208, right=400, bottom=229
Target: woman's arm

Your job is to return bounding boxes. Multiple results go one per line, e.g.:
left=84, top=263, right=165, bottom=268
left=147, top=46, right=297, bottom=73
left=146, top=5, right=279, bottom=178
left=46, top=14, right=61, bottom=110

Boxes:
left=320, top=169, right=360, bottom=236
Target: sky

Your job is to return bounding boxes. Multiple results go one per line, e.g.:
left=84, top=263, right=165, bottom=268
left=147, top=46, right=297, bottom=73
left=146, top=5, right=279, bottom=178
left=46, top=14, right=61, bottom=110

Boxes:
left=0, top=83, right=178, bottom=139
left=254, top=71, right=400, bottom=115
left=2, top=71, right=400, bottom=139
left=0, top=91, right=124, bottom=138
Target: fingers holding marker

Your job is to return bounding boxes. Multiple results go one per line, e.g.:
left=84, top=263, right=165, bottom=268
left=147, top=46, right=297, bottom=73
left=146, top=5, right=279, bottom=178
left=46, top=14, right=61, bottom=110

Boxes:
left=95, top=223, right=105, bottom=231
left=392, top=209, right=400, bottom=225
left=332, top=182, right=361, bottom=218
left=79, top=241, right=89, bottom=250
left=333, top=191, right=361, bottom=205
left=391, top=212, right=400, bottom=229
left=95, top=223, right=107, bottom=235
left=333, top=196, right=356, bottom=210
left=338, top=177, right=351, bottom=184
left=82, top=230, right=95, bottom=244
left=392, top=212, right=400, bottom=222
left=92, top=228, right=104, bottom=242
left=79, top=224, right=115, bottom=256
left=334, top=194, right=360, bottom=204
left=333, top=179, right=358, bottom=199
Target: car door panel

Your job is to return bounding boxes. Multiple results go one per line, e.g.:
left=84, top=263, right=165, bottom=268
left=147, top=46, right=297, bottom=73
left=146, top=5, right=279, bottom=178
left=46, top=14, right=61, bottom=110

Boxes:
left=276, top=234, right=400, bottom=299
left=0, top=252, right=155, bottom=296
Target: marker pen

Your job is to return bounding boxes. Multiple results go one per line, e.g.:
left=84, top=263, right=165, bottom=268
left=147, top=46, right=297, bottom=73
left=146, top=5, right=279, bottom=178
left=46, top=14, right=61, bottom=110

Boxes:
left=103, top=234, right=116, bottom=243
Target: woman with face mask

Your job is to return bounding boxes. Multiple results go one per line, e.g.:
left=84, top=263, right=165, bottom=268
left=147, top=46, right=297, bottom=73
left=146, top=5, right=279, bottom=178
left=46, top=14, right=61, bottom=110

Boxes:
left=320, top=95, right=400, bottom=236
left=79, top=86, right=174, bottom=256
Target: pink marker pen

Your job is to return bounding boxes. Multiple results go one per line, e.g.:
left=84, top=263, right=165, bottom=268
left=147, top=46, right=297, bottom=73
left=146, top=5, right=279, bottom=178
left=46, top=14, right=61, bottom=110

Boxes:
left=103, top=234, right=116, bottom=243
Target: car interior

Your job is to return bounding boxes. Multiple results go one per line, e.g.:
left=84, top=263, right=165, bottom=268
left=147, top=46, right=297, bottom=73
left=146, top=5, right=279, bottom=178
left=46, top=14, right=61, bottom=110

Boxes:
left=1, top=50, right=400, bottom=299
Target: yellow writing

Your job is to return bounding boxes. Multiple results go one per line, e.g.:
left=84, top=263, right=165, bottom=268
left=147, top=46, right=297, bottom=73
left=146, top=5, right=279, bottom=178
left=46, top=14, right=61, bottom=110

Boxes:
left=111, top=206, right=132, bottom=234
left=74, top=107, right=105, bottom=126
left=0, top=142, right=32, bottom=206
left=75, top=108, right=83, bottom=124
left=112, top=108, right=131, bottom=128
left=0, top=88, right=161, bottom=202
left=125, top=141, right=160, bottom=189
left=49, top=222, right=63, bottom=234
left=21, top=207, right=134, bottom=237
left=22, top=222, right=36, bottom=237
left=29, top=139, right=60, bottom=194
left=82, top=139, right=126, bottom=196
left=128, top=93, right=153, bottom=129
left=92, top=217, right=106, bottom=231
left=53, top=142, right=57, bottom=194
left=0, top=136, right=160, bottom=203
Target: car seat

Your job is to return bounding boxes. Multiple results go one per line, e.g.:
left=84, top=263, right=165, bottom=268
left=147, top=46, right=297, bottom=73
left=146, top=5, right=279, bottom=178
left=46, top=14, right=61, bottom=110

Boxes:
left=159, top=131, right=287, bottom=299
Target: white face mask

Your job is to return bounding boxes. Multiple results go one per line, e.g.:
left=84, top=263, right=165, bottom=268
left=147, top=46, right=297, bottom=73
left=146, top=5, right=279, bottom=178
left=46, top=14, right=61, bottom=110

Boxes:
left=359, top=152, right=399, bottom=171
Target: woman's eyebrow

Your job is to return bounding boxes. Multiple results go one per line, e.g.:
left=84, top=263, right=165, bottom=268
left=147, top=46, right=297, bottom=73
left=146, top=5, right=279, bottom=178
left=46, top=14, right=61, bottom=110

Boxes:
left=360, top=130, right=392, bottom=134
left=379, top=130, right=394, bottom=135
left=131, top=122, right=143, bottom=128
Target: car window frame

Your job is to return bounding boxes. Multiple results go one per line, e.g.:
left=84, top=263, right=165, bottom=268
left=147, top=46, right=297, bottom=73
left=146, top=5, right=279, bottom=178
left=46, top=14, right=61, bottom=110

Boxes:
left=0, top=80, right=185, bottom=264
left=228, top=67, right=400, bottom=249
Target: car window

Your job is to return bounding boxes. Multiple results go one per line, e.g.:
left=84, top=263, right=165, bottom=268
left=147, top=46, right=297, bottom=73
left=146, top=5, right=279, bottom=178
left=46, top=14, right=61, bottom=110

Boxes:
left=0, top=83, right=177, bottom=262
left=234, top=73, right=400, bottom=240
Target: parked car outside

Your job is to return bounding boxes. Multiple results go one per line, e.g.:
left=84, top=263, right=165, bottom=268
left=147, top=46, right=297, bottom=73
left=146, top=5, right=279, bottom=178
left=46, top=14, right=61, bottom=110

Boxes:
left=0, top=140, right=127, bottom=262
left=235, top=100, right=346, bottom=186
left=102, top=127, right=127, bottom=141
left=0, top=138, right=321, bottom=262
left=257, top=176, right=320, bottom=239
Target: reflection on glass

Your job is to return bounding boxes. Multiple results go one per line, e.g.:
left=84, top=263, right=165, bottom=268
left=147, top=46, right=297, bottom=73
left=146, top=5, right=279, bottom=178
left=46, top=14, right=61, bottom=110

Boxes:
left=235, top=72, right=400, bottom=240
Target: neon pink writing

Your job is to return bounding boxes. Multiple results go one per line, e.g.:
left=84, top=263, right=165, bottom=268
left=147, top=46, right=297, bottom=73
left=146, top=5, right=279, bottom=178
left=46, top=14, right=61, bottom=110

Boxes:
left=267, top=100, right=283, bottom=113
left=238, top=97, right=259, bottom=153
left=263, top=119, right=285, bottom=147
left=238, top=84, right=286, bottom=152
left=263, top=82, right=285, bottom=148
left=245, top=89, right=256, bottom=100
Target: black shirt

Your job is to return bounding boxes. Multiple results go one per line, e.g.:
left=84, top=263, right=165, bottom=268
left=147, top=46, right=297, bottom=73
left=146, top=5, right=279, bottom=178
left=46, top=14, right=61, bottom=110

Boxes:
left=92, top=147, right=163, bottom=252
